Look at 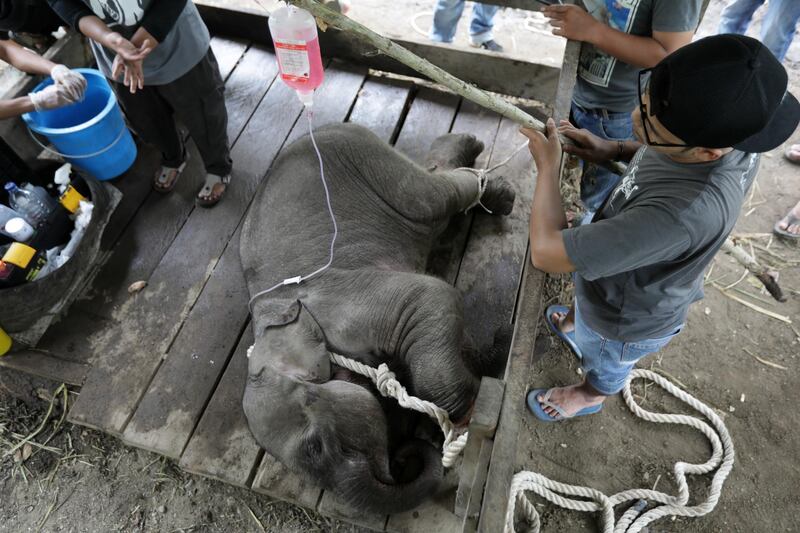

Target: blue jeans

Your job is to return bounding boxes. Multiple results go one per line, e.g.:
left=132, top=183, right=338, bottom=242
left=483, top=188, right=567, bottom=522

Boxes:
left=430, top=0, right=498, bottom=44
left=571, top=102, right=634, bottom=217
left=574, top=301, right=683, bottom=396
left=718, top=0, right=800, bottom=62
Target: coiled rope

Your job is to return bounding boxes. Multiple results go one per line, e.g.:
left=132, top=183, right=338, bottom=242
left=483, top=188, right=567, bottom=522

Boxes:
left=505, top=369, right=735, bottom=533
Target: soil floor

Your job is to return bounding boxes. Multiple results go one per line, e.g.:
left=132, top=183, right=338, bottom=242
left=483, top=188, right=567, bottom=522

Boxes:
left=2, top=1, right=799, bottom=532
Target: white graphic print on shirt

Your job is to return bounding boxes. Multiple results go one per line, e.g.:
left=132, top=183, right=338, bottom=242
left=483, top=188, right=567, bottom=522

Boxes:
left=88, top=0, right=144, bottom=26
left=579, top=0, right=643, bottom=88
left=609, top=147, right=646, bottom=208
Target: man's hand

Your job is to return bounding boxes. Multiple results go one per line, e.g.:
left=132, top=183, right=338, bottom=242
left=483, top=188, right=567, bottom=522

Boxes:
left=29, top=84, right=79, bottom=111
left=543, top=4, right=602, bottom=42
left=558, top=120, right=619, bottom=163
left=520, top=118, right=562, bottom=174
left=50, top=65, right=87, bottom=102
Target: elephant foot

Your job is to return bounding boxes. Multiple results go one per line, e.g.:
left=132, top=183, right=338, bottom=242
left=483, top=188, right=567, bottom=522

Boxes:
left=480, top=177, right=516, bottom=216
left=425, top=133, right=485, bottom=172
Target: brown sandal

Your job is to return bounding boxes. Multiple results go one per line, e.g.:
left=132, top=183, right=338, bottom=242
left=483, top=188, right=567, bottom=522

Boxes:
left=196, top=173, right=230, bottom=207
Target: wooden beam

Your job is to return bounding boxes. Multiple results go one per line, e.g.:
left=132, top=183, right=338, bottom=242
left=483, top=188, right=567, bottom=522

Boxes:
left=195, top=1, right=559, bottom=103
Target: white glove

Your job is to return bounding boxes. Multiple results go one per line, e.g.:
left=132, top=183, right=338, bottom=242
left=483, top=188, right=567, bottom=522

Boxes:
left=29, top=84, right=78, bottom=111
left=50, top=65, right=87, bottom=102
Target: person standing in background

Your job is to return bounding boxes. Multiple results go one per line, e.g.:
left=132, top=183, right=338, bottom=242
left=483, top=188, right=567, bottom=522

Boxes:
left=429, top=0, right=504, bottom=52
left=718, top=0, right=800, bottom=62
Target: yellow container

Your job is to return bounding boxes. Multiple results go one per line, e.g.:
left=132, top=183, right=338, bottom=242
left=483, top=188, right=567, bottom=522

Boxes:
left=2, top=242, right=36, bottom=268
left=0, top=326, right=11, bottom=356
left=59, top=185, right=87, bottom=214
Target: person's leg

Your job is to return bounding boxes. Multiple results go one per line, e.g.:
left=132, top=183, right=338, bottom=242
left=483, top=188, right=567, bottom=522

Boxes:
left=430, top=0, right=465, bottom=43
left=533, top=300, right=682, bottom=420
left=760, top=0, right=800, bottom=62
left=717, top=0, right=764, bottom=35
left=112, top=81, right=184, bottom=169
left=468, top=3, right=499, bottom=45
left=159, top=47, right=233, bottom=205
left=570, top=103, right=633, bottom=217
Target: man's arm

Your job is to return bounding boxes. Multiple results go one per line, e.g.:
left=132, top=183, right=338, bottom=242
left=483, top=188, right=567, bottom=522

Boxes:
left=543, top=5, right=693, bottom=68
left=520, top=119, right=576, bottom=274
left=0, top=96, right=35, bottom=119
left=0, top=40, right=57, bottom=76
left=558, top=120, right=641, bottom=163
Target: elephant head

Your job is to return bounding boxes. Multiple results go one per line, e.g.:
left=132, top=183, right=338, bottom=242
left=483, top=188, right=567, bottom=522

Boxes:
left=243, top=299, right=443, bottom=514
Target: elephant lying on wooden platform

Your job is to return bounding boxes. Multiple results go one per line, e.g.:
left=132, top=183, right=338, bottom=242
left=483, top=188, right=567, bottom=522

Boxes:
left=241, top=123, right=515, bottom=514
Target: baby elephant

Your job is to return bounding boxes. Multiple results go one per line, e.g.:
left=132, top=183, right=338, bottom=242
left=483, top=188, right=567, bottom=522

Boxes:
left=241, top=123, right=515, bottom=514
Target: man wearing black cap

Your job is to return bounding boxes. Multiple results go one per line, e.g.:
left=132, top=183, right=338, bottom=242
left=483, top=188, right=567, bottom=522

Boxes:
left=520, top=34, right=800, bottom=422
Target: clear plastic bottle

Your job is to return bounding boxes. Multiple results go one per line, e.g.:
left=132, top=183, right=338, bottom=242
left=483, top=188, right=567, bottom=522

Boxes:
left=22, top=183, right=58, bottom=211
left=4, top=182, right=51, bottom=227
left=269, top=3, right=325, bottom=106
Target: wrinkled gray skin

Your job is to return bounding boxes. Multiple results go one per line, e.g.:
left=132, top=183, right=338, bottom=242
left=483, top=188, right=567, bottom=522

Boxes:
left=240, top=123, right=515, bottom=514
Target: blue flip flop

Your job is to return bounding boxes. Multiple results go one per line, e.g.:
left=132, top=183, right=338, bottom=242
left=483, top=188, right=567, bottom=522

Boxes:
left=526, top=388, right=603, bottom=422
left=545, top=305, right=582, bottom=359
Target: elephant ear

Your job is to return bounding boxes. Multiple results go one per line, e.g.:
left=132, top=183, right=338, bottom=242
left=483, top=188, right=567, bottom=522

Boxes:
left=254, top=299, right=330, bottom=382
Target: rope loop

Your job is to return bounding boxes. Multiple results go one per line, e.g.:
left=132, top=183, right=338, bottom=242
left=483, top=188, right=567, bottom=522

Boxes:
left=505, top=369, right=735, bottom=533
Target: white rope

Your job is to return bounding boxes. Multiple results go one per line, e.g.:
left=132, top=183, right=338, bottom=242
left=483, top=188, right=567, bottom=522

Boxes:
left=505, top=369, right=735, bottom=533
left=460, top=140, right=529, bottom=213
left=329, top=352, right=468, bottom=468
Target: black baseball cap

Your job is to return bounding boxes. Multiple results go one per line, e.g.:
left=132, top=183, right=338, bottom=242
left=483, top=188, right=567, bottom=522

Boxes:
left=648, top=34, right=800, bottom=153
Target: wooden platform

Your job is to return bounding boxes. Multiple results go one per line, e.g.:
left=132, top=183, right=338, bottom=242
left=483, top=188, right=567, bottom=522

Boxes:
left=0, top=38, right=541, bottom=531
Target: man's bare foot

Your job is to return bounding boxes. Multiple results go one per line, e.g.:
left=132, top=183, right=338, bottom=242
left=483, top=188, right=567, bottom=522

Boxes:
left=536, top=381, right=606, bottom=419
left=550, top=306, right=576, bottom=335
left=784, top=143, right=800, bottom=164
left=775, top=200, right=800, bottom=237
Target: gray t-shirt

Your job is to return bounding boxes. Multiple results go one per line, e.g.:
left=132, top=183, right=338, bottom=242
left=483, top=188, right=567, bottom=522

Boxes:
left=573, top=0, right=702, bottom=113
left=563, top=147, right=760, bottom=341
left=86, top=0, right=210, bottom=86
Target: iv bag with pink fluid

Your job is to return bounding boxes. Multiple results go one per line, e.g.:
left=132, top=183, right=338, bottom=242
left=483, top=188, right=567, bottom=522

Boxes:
left=269, top=3, right=325, bottom=106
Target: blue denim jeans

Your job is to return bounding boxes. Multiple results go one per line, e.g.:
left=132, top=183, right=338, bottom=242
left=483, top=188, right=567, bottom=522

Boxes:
left=574, top=301, right=683, bottom=396
left=571, top=102, right=634, bottom=217
left=430, top=0, right=498, bottom=44
left=718, top=0, right=800, bottom=62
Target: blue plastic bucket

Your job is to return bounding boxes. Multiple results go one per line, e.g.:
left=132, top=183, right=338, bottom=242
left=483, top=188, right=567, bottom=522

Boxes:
left=22, top=68, right=136, bottom=181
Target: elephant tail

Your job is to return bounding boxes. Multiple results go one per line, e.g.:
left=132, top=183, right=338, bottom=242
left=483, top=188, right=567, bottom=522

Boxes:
left=335, top=438, right=443, bottom=514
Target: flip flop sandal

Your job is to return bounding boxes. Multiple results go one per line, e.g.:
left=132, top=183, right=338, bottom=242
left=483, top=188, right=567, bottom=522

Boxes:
left=773, top=210, right=800, bottom=241
left=526, top=388, right=603, bottom=423
left=545, top=304, right=582, bottom=359
left=196, top=173, right=230, bottom=208
left=153, top=150, right=189, bottom=193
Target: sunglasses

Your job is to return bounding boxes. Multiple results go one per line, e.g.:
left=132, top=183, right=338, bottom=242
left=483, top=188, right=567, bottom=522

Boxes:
left=638, top=69, right=692, bottom=148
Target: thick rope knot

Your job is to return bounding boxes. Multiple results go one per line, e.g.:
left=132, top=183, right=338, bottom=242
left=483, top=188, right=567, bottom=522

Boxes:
left=329, top=352, right=468, bottom=468
left=505, top=369, right=735, bottom=533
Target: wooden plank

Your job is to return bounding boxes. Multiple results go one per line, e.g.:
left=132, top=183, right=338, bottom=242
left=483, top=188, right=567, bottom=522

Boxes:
left=179, top=327, right=260, bottom=487
left=117, top=61, right=366, bottom=452
left=75, top=45, right=279, bottom=321
left=66, top=48, right=310, bottom=436
left=386, top=485, right=462, bottom=533
left=348, top=77, right=413, bottom=144
left=318, top=493, right=388, bottom=531
left=394, top=87, right=459, bottom=164
left=196, top=2, right=560, bottom=103
left=477, top=261, right=546, bottom=533
left=460, top=439, right=494, bottom=533
left=553, top=40, right=581, bottom=122
left=0, top=350, right=89, bottom=386
left=426, top=100, right=502, bottom=284
left=210, top=35, right=248, bottom=81
left=121, top=229, right=249, bottom=458
left=454, top=117, right=536, bottom=376
left=251, top=451, right=322, bottom=510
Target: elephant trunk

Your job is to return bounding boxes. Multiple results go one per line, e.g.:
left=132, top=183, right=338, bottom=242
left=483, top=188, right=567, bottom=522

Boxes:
left=335, top=439, right=443, bottom=514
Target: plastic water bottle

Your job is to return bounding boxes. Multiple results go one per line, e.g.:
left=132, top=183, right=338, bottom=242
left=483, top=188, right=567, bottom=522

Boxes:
left=4, top=182, right=51, bottom=227
left=269, top=3, right=325, bottom=106
left=22, top=183, right=58, bottom=211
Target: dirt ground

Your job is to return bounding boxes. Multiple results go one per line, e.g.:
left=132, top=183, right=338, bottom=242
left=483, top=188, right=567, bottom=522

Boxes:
left=2, top=1, right=800, bottom=532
